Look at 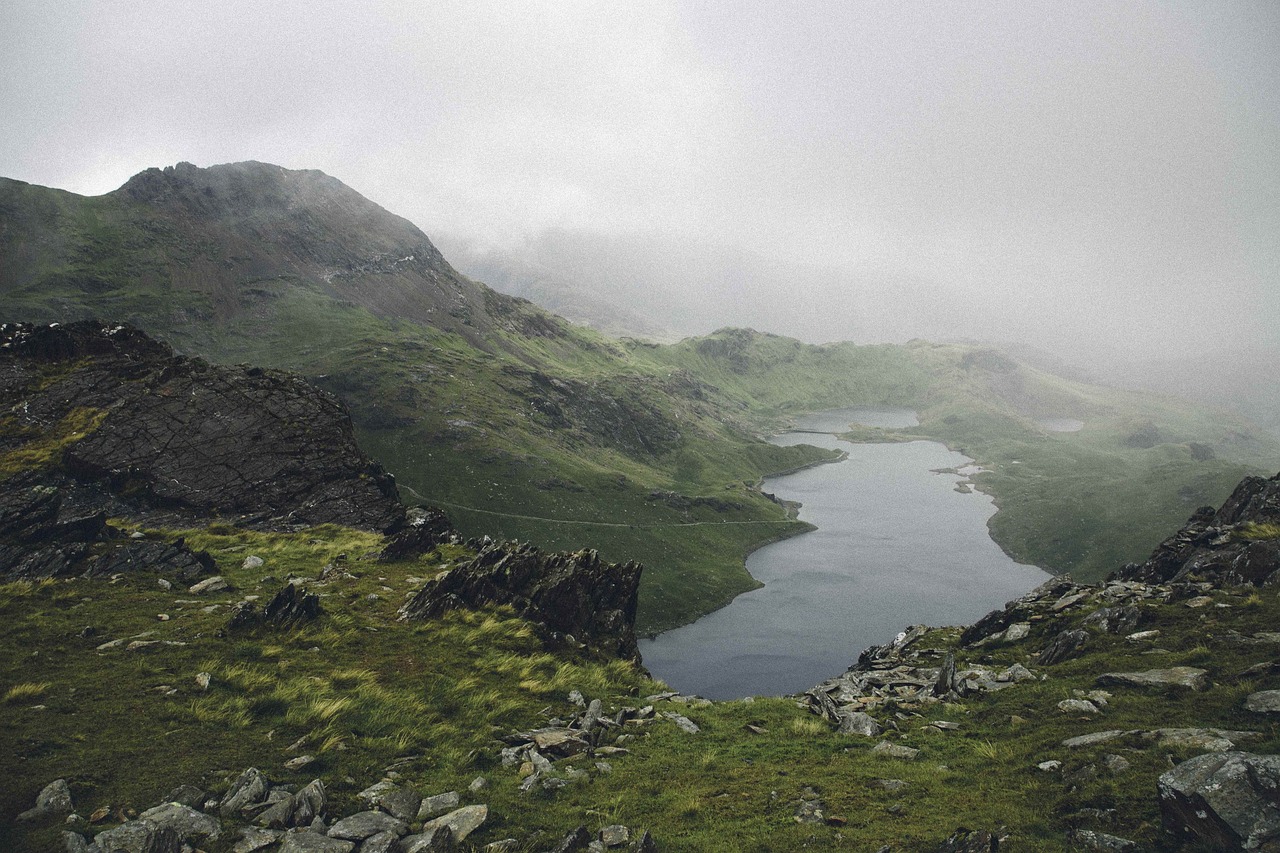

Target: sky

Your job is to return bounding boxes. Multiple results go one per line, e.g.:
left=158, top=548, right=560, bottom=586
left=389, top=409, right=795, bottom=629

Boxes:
left=2, top=1, right=1277, bottom=363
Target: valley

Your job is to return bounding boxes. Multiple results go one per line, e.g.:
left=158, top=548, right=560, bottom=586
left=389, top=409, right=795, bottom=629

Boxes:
left=2, top=163, right=1276, bottom=635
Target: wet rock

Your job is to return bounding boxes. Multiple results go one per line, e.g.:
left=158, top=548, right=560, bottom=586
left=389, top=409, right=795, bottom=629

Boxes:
left=1158, top=751, right=1280, bottom=851
left=399, top=541, right=642, bottom=659
left=17, top=778, right=74, bottom=821
left=1096, top=667, right=1210, bottom=691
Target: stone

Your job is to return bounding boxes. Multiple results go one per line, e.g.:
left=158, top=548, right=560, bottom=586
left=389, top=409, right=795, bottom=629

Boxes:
left=233, top=827, right=285, bottom=853
left=1244, top=690, right=1280, bottom=714
left=195, top=672, right=211, bottom=691
left=139, top=827, right=182, bottom=853
left=136, top=802, right=222, bottom=842
left=400, top=826, right=455, bottom=852
left=935, top=827, right=1003, bottom=851
left=1004, top=622, right=1031, bottom=642
left=255, top=794, right=295, bottom=829
left=292, top=779, right=327, bottom=828
left=662, top=711, right=700, bottom=733
left=398, top=540, right=642, bottom=659
left=1102, top=754, right=1130, bottom=774
left=243, top=555, right=264, bottom=570
left=374, top=785, right=421, bottom=822
left=1037, top=761, right=1062, bottom=772
left=482, top=840, right=520, bottom=852
left=836, top=710, right=882, bottom=737
left=189, top=575, right=230, bottom=594
left=1058, top=699, right=1100, bottom=715
left=278, top=830, right=356, bottom=853
left=933, top=651, right=956, bottom=696
left=417, top=791, right=461, bottom=820
left=548, top=825, right=592, bottom=852
left=600, top=824, right=629, bottom=847
left=158, top=785, right=204, bottom=809
left=468, top=776, right=488, bottom=793
left=1039, top=629, right=1088, bottom=665
left=1158, top=751, right=1280, bottom=851
left=1072, top=830, right=1138, bottom=851
left=629, top=831, right=657, bottom=853
left=359, top=829, right=400, bottom=853
left=871, top=741, right=919, bottom=760
left=62, top=831, right=92, bottom=853
left=1096, top=667, right=1210, bottom=691
left=423, top=805, right=488, bottom=843
left=285, top=755, right=316, bottom=772
left=221, top=768, right=269, bottom=816
left=326, top=810, right=407, bottom=841
left=17, top=778, right=74, bottom=821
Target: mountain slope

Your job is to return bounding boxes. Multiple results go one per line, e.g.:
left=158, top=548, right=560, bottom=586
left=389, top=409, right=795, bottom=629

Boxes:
left=2, top=162, right=1277, bottom=631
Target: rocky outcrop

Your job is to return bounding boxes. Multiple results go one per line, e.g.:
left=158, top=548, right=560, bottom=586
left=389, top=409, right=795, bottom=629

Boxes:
left=1113, top=471, right=1280, bottom=586
left=399, top=541, right=642, bottom=659
left=1, top=321, right=404, bottom=532
left=1158, top=751, right=1280, bottom=851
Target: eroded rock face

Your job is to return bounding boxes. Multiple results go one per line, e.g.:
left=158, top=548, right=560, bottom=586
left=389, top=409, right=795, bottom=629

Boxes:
left=1, top=321, right=404, bottom=533
left=399, top=541, right=642, bottom=659
left=1113, top=472, right=1280, bottom=587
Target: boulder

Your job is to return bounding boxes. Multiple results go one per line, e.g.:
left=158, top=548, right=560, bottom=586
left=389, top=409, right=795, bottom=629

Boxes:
left=17, top=778, right=74, bottom=821
left=836, top=711, right=883, bottom=737
left=278, top=830, right=356, bottom=853
left=220, top=768, right=269, bottom=816
left=326, top=810, right=407, bottom=841
left=1158, top=751, right=1280, bottom=851
left=1039, top=629, right=1088, bottom=665
left=1244, top=690, right=1280, bottom=714
left=422, top=805, right=488, bottom=843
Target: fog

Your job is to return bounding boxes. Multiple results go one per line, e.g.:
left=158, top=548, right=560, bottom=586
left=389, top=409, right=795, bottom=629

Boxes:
left=3, top=2, right=1277, bottom=380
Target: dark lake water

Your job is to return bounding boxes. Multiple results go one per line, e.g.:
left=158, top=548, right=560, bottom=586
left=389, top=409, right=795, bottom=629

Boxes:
left=639, top=413, right=1047, bottom=699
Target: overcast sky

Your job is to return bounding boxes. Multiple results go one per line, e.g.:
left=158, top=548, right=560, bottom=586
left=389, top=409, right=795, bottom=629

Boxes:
left=2, top=1, right=1277, bottom=361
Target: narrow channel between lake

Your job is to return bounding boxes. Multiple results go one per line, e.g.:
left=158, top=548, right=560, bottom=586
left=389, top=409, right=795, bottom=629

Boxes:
left=638, top=407, right=1049, bottom=699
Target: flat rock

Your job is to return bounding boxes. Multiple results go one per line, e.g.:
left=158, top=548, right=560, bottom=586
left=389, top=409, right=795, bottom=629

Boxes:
left=417, top=791, right=461, bottom=820
left=871, top=741, right=919, bottom=760
left=661, top=712, right=700, bottom=734
left=1244, top=690, right=1280, bottom=714
left=1096, top=667, right=1209, bottom=691
left=189, top=575, right=230, bottom=594
left=1158, top=751, right=1280, bottom=851
left=1058, top=699, right=1100, bottom=715
left=423, top=804, right=488, bottom=842
left=137, top=802, right=222, bottom=841
left=1062, top=731, right=1129, bottom=749
left=327, top=810, right=407, bottom=841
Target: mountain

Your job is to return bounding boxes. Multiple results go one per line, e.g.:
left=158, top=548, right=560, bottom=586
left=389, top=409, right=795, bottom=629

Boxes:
left=2, top=322, right=1278, bottom=851
left=3, top=162, right=1278, bottom=634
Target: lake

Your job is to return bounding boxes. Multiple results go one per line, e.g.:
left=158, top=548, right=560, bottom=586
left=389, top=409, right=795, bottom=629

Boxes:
left=638, top=411, right=1047, bottom=699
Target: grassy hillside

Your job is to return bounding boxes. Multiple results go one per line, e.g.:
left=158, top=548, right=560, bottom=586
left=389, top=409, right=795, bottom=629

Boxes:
left=3, top=165, right=1277, bottom=633
left=5, top=518, right=1280, bottom=851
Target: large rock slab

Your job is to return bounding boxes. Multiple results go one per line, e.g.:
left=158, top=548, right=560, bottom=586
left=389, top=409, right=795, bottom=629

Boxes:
left=1158, top=751, right=1280, bottom=851
left=1096, top=667, right=1209, bottom=691
left=422, top=804, right=488, bottom=843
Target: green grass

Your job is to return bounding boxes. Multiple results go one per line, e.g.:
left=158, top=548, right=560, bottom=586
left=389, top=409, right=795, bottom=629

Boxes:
left=3, top=517, right=1280, bottom=851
